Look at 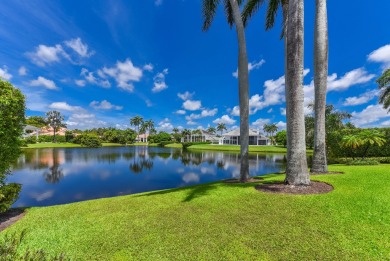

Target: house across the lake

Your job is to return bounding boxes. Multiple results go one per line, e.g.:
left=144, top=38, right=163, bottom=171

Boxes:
left=181, top=130, right=220, bottom=144
left=137, top=134, right=149, bottom=142
left=220, top=129, right=271, bottom=146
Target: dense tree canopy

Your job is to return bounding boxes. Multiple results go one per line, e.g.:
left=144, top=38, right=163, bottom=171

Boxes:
left=0, top=79, right=25, bottom=213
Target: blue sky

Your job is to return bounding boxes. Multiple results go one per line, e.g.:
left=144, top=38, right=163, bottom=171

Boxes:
left=1, top=0, right=390, bottom=132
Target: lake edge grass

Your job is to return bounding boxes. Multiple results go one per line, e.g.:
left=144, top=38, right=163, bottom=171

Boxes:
left=1, top=165, right=389, bottom=260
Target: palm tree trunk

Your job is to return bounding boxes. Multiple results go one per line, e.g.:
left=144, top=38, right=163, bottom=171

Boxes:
left=311, top=0, right=328, bottom=173
left=229, top=0, right=250, bottom=182
left=284, top=0, right=310, bottom=185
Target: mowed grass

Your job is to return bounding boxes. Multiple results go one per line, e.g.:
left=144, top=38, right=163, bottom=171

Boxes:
left=22, top=143, right=125, bottom=149
left=188, top=144, right=299, bottom=153
left=2, top=165, right=390, bottom=260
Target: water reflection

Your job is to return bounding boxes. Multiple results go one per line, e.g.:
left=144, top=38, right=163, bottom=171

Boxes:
left=8, top=147, right=290, bottom=207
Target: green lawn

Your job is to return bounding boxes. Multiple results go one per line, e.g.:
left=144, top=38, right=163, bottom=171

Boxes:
left=22, top=142, right=124, bottom=149
left=2, top=165, right=390, bottom=260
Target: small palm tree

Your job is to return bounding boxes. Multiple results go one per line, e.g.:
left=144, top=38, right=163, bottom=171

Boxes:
left=377, top=68, right=390, bottom=112
left=130, top=116, right=143, bottom=141
left=341, top=134, right=363, bottom=160
left=172, top=127, right=179, bottom=134
left=182, top=129, right=191, bottom=142
left=207, top=126, right=216, bottom=134
left=358, top=130, right=386, bottom=159
left=216, top=123, right=227, bottom=136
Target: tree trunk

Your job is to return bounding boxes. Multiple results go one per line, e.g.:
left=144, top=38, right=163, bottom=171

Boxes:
left=311, top=0, right=328, bottom=173
left=284, top=0, right=310, bottom=185
left=229, top=0, right=250, bottom=182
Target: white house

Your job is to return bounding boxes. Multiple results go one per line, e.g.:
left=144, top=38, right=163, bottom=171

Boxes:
left=220, top=129, right=271, bottom=146
left=182, top=130, right=220, bottom=144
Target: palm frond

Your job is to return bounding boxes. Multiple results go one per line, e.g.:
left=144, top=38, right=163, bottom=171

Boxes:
left=224, top=0, right=234, bottom=28
left=202, top=0, right=221, bottom=31
left=242, top=0, right=266, bottom=27
left=266, top=0, right=281, bottom=30
left=376, top=68, right=390, bottom=88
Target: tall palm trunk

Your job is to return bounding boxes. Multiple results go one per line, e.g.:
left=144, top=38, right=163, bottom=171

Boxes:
left=311, top=0, right=328, bottom=173
left=284, top=0, right=310, bottom=185
left=230, top=0, right=250, bottom=182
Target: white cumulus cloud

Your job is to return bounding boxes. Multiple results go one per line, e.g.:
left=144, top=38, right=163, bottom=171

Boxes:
left=368, top=44, right=390, bottom=69
left=102, top=59, right=143, bottom=92
left=343, top=89, right=380, bottom=106
left=152, top=68, right=168, bottom=93
left=183, top=100, right=202, bottom=111
left=18, top=66, right=27, bottom=76
left=351, top=104, right=390, bottom=127
left=30, top=76, right=58, bottom=90
left=232, top=59, right=266, bottom=78
left=49, top=102, right=83, bottom=111
left=178, top=91, right=194, bottom=101
left=64, top=38, right=94, bottom=58
left=90, top=100, right=123, bottom=110
left=27, top=44, right=69, bottom=66
left=213, top=115, right=236, bottom=125
left=0, top=66, right=12, bottom=80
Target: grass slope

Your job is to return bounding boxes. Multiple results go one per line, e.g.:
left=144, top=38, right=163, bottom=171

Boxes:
left=2, top=165, right=390, bottom=260
left=22, top=143, right=125, bottom=149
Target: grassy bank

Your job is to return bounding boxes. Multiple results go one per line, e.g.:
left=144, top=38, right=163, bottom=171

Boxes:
left=2, top=165, right=389, bottom=260
left=22, top=142, right=124, bottom=149
left=188, top=144, right=293, bottom=153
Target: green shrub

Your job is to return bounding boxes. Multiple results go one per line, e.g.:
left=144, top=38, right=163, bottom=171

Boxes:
left=158, top=141, right=173, bottom=147
left=0, top=230, right=68, bottom=260
left=37, top=135, right=66, bottom=143
left=25, top=136, right=37, bottom=144
left=77, top=135, right=102, bottom=148
left=19, top=139, right=28, bottom=147
left=346, top=159, right=380, bottom=166
left=0, top=183, right=21, bottom=214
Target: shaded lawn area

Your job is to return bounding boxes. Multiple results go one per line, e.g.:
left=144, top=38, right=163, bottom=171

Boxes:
left=1, top=165, right=390, bottom=260
left=22, top=143, right=125, bottom=149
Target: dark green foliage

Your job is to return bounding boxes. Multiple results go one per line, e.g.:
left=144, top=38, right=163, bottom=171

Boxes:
left=25, top=136, right=37, bottom=144
left=148, top=132, right=172, bottom=144
left=19, top=139, right=28, bottom=147
left=158, top=141, right=173, bottom=147
left=275, top=130, right=287, bottom=147
left=345, top=159, right=380, bottom=166
left=0, top=183, right=21, bottom=214
left=77, top=135, right=102, bottom=148
left=25, top=116, right=47, bottom=128
left=0, top=230, right=68, bottom=261
left=0, top=79, right=25, bottom=214
left=65, top=131, right=74, bottom=142
left=38, top=135, right=66, bottom=143
left=329, top=128, right=389, bottom=159
left=377, top=68, right=390, bottom=112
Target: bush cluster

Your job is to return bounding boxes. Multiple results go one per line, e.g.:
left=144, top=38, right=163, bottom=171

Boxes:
left=345, top=159, right=380, bottom=166
left=0, top=183, right=21, bottom=214
left=148, top=132, right=172, bottom=144
left=72, top=134, right=102, bottom=148
left=37, top=135, right=66, bottom=143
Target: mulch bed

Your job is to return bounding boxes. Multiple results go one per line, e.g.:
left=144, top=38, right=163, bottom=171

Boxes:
left=255, top=181, right=334, bottom=195
left=224, top=177, right=263, bottom=184
left=0, top=208, right=26, bottom=232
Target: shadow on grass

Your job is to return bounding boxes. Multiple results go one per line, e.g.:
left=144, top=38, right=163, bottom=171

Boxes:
left=134, top=172, right=285, bottom=202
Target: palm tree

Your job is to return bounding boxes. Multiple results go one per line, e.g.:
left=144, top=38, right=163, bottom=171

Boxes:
left=216, top=123, right=227, bottom=136
left=341, top=134, right=362, bottom=160
left=263, top=124, right=271, bottom=137
left=377, top=68, right=390, bottom=112
left=284, top=0, right=310, bottom=185
left=182, top=129, right=191, bottom=142
left=130, top=116, right=143, bottom=141
left=243, top=0, right=310, bottom=185
left=202, top=0, right=250, bottom=182
left=172, top=127, right=179, bottom=134
left=207, top=126, right=216, bottom=134
left=358, top=130, right=386, bottom=159
left=311, top=0, right=329, bottom=173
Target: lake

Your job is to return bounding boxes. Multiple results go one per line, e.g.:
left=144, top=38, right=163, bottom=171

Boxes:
left=8, top=146, right=288, bottom=207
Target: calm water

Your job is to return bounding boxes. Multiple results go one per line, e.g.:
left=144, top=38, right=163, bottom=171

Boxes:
left=8, top=146, right=288, bottom=207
